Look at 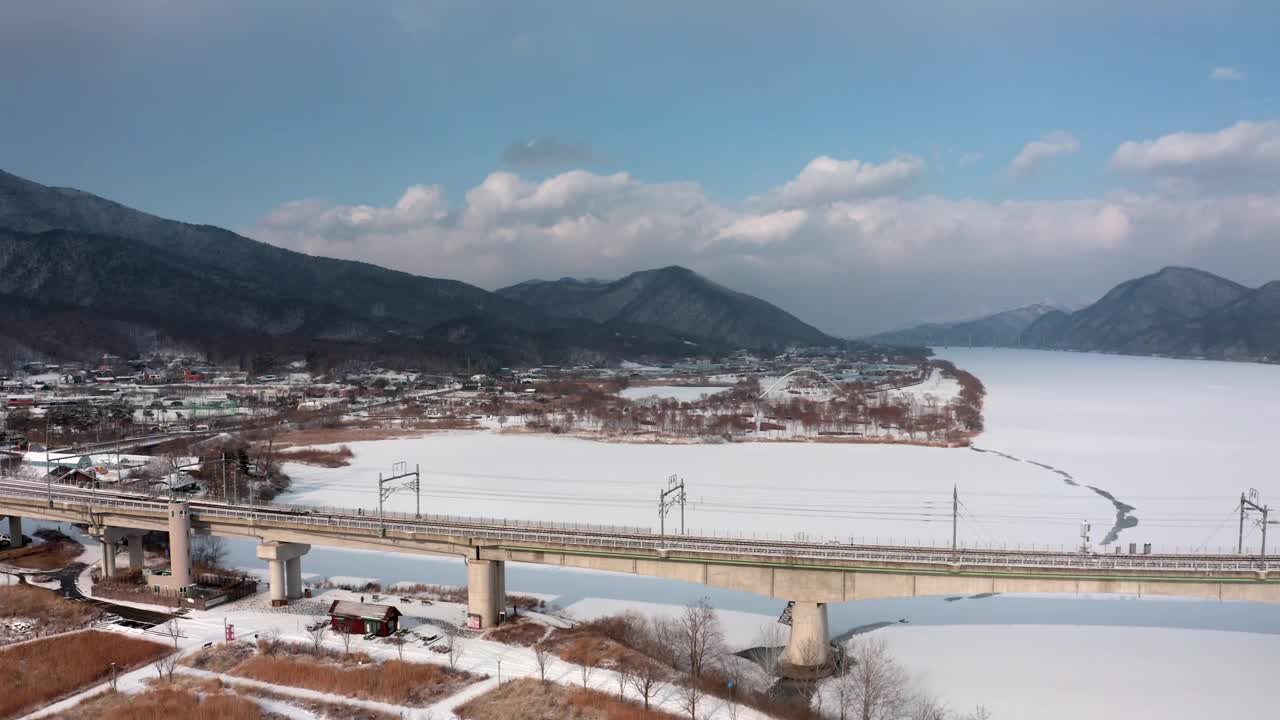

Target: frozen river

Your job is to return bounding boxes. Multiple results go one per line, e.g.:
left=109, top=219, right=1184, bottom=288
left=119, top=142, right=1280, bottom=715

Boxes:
left=276, top=349, right=1280, bottom=553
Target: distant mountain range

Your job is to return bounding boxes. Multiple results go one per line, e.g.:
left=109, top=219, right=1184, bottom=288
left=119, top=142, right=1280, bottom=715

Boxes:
left=0, top=169, right=838, bottom=367
left=498, top=267, right=834, bottom=350
left=870, top=267, right=1280, bottom=362
left=866, top=304, right=1062, bottom=348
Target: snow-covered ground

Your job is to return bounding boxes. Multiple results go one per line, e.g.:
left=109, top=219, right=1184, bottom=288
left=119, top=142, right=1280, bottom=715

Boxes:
left=876, top=623, right=1276, bottom=720
left=936, top=348, right=1280, bottom=552
left=618, top=385, right=730, bottom=402
left=278, top=433, right=1089, bottom=548
left=277, top=348, right=1280, bottom=552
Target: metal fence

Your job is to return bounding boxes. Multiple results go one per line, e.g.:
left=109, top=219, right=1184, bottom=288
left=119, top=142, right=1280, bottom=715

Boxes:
left=0, top=483, right=1272, bottom=573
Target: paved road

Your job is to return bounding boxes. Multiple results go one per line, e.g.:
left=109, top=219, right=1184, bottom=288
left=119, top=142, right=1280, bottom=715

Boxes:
left=24, top=561, right=176, bottom=626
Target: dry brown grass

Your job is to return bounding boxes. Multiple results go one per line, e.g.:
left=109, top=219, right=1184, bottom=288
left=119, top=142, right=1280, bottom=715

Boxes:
left=0, top=540, right=85, bottom=570
left=0, top=630, right=171, bottom=718
left=277, top=444, right=355, bottom=467
left=0, top=584, right=99, bottom=643
left=273, top=426, right=425, bottom=447
left=48, top=685, right=263, bottom=720
left=232, top=653, right=479, bottom=706
left=243, top=686, right=401, bottom=720
left=182, top=641, right=259, bottom=673
left=457, top=678, right=681, bottom=720
left=488, top=617, right=551, bottom=646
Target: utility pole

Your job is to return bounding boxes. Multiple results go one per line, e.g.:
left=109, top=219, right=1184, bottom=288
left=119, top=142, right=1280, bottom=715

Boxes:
left=659, top=474, right=686, bottom=537
left=45, top=415, right=52, bottom=507
left=377, top=462, right=420, bottom=536
left=1239, top=492, right=1246, bottom=554
left=952, top=485, right=958, bottom=552
left=1239, top=490, right=1270, bottom=558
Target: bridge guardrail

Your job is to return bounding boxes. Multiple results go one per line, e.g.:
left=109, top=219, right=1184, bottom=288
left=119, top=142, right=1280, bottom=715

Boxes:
left=0, top=484, right=1271, bottom=573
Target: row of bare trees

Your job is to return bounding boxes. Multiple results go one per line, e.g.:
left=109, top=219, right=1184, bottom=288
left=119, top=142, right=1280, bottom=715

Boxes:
left=534, top=596, right=990, bottom=720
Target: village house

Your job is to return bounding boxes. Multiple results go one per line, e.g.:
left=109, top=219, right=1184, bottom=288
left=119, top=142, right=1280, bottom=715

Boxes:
left=327, top=600, right=402, bottom=637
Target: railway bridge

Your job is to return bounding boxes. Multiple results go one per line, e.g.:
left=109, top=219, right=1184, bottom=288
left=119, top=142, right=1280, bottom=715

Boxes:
left=2, top=481, right=1277, bottom=675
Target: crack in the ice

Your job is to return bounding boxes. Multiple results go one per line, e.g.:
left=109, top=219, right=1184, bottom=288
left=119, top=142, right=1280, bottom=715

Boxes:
left=971, top=446, right=1137, bottom=544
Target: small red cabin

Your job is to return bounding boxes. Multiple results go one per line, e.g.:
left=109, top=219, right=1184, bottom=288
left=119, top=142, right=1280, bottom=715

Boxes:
left=327, top=600, right=402, bottom=637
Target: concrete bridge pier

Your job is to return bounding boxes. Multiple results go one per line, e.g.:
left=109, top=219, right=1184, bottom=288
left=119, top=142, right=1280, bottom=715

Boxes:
left=467, top=558, right=506, bottom=628
left=89, top=526, right=143, bottom=579
left=779, top=601, right=832, bottom=678
left=5, top=516, right=24, bottom=548
left=167, top=502, right=192, bottom=588
left=101, top=534, right=118, bottom=579
left=255, top=542, right=311, bottom=606
left=125, top=532, right=145, bottom=570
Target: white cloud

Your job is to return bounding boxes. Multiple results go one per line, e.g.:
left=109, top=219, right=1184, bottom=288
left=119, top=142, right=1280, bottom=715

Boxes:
left=1110, top=120, right=1280, bottom=181
left=1007, top=131, right=1080, bottom=179
left=254, top=154, right=1280, bottom=335
left=710, top=210, right=809, bottom=249
left=1209, top=66, right=1244, bottom=81
left=757, top=154, right=924, bottom=208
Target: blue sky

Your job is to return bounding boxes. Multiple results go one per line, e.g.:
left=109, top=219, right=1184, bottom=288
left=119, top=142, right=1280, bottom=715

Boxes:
left=2, top=1, right=1278, bottom=335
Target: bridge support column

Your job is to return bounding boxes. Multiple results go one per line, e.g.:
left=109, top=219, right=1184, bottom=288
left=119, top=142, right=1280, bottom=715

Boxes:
left=6, top=516, right=24, bottom=548
left=467, top=559, right=505, bottom=628
left=255, top=542, right=311, bottom=606
left=126, top=532, right=145, bottom=570
left=101, top=536, right=118, bottom=579
left=89, top=526, right=136, bottom=579
left=285, top=556, right=304, bottom=600
left=779, top=601, right=832, bottom=678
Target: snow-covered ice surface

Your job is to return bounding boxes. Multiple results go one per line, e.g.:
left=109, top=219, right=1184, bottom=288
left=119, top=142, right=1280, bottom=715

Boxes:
left=617, top=385, right=731, bottom=402
left=278, top=433, right=1085, bottom=548
left=872, top=623, right=1277, bottom=720
left=278, top=349, right=1280, bottom=552
left=936, top=348, right=1280, bottom=552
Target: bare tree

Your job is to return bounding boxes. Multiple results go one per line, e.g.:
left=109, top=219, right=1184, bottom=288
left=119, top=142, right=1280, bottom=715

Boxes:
left=160, top=618, right=182, bottom=649
left=306, top=622, right=329, bottom=655
left=677, top=597, right=725, bottom=679
left=191, top=536, right=227, bottom=569
left=749, top=623, right=786, bottom=679
left=560, top=637, right=599, bottom=688
left=721, top=660, right=743, bottom=720
left=905, top=693, right=949, bottom=720
left=339, top=626, right=354, bottom=655
left=153, top=652, right=179, bottom=682
left=677, top=681, right=707, bottom=720
left=258, top=628, right=282, bottom=656
left=628, top=661, right=669, bottom=711
left=647, top=616, right=684, bottom=669
left=389, top=636, right=406, bottom=661
left=532, top=641, right=554, bottom=683
left=842, top=636, right=909, bottom=720
left=446, top=634, right=464, bottom=670
left=614, top=656, right=634, bottom=700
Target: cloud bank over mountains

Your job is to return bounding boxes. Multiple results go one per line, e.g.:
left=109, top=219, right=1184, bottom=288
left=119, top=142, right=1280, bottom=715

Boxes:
left=256, top=120, right=1280, bottom=336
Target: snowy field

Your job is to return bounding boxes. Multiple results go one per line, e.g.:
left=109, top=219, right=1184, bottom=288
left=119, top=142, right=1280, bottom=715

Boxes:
left=617, top=384, right=730, bottom=402
left=278, top=349, right=1280, bottom=552
left=23, top=352, right=1252, bottom=550
left=880, top=624, right=1277, bottom=720
left=278, top=433, right=1086, bottom=548
left=936, top=348, right=1280, bottom=552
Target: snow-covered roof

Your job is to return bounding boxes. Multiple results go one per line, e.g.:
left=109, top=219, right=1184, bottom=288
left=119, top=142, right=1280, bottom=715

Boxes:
left=327, top=600, right=400, bottom=620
